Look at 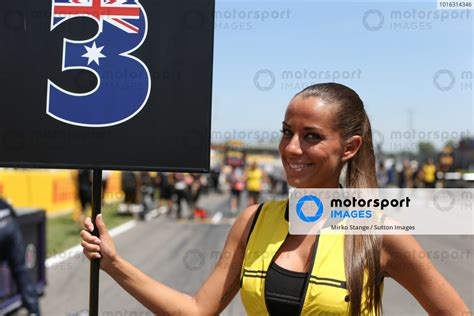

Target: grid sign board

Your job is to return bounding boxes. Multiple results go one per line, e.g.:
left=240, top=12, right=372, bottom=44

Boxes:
left=0, top=0, right=214, bottom=172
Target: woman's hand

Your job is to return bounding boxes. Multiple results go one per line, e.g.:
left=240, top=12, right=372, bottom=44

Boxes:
left=80, top=214, right=118, bottom=272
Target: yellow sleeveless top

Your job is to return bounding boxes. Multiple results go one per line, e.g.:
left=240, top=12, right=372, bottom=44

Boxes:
left=239, top=200, right=383, bottom=315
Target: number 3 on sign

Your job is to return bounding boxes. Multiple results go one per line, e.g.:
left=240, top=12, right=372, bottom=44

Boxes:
left=47, top=0, right=151, bottom=127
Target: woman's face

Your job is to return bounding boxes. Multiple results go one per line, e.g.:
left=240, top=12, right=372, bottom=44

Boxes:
left=279, top=95, right=347, bottom=188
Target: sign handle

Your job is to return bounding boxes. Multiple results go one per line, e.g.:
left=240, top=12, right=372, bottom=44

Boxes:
left=89, top=169, right=102, bottom=316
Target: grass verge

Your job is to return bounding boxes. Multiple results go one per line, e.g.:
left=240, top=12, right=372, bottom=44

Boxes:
left=46, top=203, right=132, bottom=258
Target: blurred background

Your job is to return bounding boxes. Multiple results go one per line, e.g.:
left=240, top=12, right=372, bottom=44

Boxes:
left=1, top=0, right=472, bottom=315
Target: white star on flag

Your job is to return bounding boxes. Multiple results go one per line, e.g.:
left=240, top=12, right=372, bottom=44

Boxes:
left=82, top=42, right=106, bottom=66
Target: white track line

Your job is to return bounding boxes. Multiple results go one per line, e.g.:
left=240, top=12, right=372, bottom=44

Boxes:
left=45, top=220, right=137, bottom=268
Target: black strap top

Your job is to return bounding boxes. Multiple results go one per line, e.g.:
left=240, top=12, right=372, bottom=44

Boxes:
left=265, top=261, right=308, bottom=316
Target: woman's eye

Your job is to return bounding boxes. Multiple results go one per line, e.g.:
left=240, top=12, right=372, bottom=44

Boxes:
left=280, top=128, right=292, bottom=137
left=306, top=133, right=322, bottom=141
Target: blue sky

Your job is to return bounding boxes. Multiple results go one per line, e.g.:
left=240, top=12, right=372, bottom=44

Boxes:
left=211, top=0, right=473, bottom=151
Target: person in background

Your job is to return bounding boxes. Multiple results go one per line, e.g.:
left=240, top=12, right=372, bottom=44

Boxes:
left=0, top=198, right=40, bottom=316
left=397, top=160, right=414, bottom=188
left=119, top=171, right=139, bottom=214
left=77, top=169, right=92, bottom=223
left=422, top=158, right=437, bottom=188
left=376, top=162, right=388, bottom=188
left=411, top=161, right=422, bottom=188
left=101, top=170, right=111, bottom=204
left=190, top=174, right=204, bottom=212
left=403, top=160, right=414, bottom=188
left=245, top=162, right=263, bottom=207
left=227, top=165, right=245, bottom=214
left=264, top=165, right=278, bottom=197
left=173, top=173, right=193, bottom=220
left=210, top=164, right=222, bottom=193
left=387, top=163, right=396, bottom=186
left=280, top=170, right=288, bottom=195
left=139, top=171, right=155, bottom=219
left=156, top=172, right=173, bottom=215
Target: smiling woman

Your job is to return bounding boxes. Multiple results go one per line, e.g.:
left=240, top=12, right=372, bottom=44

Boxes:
left=80, top=83, right=468, bottom=316
left=280, top=84, right=376, bottom=190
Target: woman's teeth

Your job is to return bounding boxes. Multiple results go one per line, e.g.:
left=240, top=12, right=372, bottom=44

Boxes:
left=289, top=163, right=313, bottom=169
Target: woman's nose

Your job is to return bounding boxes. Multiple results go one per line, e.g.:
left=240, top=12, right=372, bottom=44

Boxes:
left=285, top=134, right=303, bottom=156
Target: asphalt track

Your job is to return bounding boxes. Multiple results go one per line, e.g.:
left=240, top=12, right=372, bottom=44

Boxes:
left=40, top=192, right=473, bottom=315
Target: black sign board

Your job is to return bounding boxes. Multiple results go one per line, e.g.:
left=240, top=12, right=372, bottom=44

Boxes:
left=0, top=0, right=215, bottom=172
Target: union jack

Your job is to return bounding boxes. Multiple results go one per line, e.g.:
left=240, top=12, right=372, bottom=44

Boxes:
left=52, top=0, right=141, bottom=33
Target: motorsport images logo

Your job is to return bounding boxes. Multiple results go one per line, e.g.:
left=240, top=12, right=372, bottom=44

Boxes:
left=290, top=189, right=474, bottom=235
left=295, top=194, right=407, bottom=222
left=290, top=189, right=413, bottom=235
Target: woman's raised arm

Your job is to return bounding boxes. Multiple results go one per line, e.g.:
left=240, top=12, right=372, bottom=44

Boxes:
left=80, top=204, right=260, bottom=315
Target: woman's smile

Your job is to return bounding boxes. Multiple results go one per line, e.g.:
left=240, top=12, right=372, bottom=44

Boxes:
left=285, top=161, right=315, bottom=173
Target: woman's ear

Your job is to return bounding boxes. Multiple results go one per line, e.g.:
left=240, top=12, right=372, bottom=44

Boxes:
left=341, top=136, right=363, bottom=162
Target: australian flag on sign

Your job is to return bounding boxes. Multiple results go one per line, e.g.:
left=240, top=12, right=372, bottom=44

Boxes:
left=52, top=0, right=142, bottom=33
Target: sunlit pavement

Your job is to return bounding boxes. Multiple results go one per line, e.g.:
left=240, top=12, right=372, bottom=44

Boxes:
left=40, top=192, right=473, bottom=315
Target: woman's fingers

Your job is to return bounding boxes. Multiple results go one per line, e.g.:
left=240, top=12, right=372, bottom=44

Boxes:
left=83, top=248, right=101, bottom=260
left=84, top=217, right=94, bottom=232
left=95, top=214, right=109, bottom=238
left=81, top=240, right=101, bottom=253
left=80, top=230, right=101, bottom=244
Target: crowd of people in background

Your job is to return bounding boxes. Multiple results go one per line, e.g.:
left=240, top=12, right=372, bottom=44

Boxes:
left=226, top=162, right=276, bottom=213
left=75, top=156, right=446, bottom=223
left=75, top=162, right=290, bottom=222
left=377, top=158, right=440, bottom=188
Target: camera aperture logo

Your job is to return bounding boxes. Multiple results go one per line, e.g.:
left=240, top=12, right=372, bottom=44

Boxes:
left=433, top=69, right=472, bottom=92
left=183, top=249, right=205, bottom=271
left=296, top=195, right=324, bottom=222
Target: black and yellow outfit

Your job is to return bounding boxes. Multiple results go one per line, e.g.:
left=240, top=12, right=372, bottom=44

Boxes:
left=240, top=200, right=383, bottom=315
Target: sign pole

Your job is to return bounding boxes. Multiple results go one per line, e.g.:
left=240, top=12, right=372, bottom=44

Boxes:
left=89, top=169, right=102, bottom=316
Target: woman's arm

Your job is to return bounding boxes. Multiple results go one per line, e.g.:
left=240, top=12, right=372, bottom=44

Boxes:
left=381, top=234, right=469, bottom=315
left=80, top=205, right=260, bottom=315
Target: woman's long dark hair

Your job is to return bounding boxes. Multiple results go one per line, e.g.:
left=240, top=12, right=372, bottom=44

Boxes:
left=296, top=83, right=383, bottom=316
